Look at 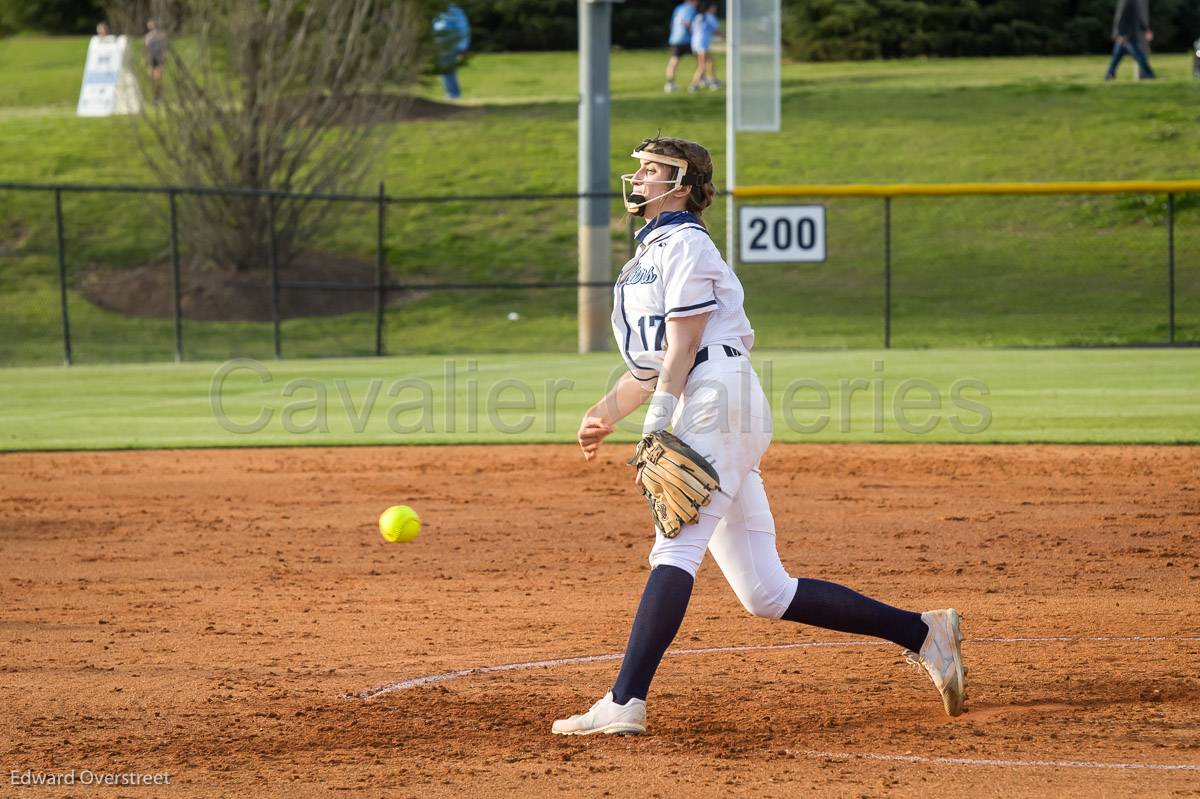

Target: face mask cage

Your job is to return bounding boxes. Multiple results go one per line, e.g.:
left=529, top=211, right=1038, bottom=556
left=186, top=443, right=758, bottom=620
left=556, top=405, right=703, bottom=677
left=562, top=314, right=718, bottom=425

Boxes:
left=621, top=149, right=691, bottom=215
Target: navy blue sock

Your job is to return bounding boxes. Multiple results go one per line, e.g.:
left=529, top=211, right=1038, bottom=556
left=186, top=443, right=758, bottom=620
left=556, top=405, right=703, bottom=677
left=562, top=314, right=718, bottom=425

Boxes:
left=781, top=578, right=928, bottom=652
left=610, top=565, right=694, bottom=705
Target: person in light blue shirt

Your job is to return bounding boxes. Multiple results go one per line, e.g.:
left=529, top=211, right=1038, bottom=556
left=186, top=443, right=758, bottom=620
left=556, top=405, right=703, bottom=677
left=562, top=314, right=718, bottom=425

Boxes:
left=433, top=4, right=471, bottom=99
left=688, top=5, right=722, bottom=92
left=664, top=0, right=699, bottom=93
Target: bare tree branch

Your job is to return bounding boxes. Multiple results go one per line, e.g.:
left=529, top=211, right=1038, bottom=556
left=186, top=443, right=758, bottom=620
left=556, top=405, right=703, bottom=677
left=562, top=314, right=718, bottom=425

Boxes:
left=109, top=0, right=428, bottom=271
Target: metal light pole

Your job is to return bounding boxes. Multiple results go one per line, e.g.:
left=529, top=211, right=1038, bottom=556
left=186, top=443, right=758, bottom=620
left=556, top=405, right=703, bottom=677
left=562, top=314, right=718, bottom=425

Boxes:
left=725, top=0, right=738, bottom=267
left=577, top=0, right=621, bottom=353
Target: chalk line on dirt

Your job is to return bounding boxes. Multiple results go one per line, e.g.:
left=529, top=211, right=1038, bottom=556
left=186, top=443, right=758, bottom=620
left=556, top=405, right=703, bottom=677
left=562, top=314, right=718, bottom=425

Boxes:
left=793, top=749, right=1200, bottom=772
left=345, top=634, right=1200, bottom=773
left=348, top=634, right=1200, bottom=701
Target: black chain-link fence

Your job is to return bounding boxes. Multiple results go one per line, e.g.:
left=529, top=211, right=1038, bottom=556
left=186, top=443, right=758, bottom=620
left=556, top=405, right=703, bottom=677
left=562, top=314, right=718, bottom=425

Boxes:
left=0, top=182, right=638, bottom=365
left=0, top=181, right=1195, bottom=366
left=735, top=186, right=1199, bottom=349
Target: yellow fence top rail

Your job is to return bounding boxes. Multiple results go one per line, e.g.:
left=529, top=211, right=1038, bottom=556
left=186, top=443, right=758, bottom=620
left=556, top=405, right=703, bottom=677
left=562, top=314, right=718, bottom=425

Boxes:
left=734, top=180, right=1200, bottom=199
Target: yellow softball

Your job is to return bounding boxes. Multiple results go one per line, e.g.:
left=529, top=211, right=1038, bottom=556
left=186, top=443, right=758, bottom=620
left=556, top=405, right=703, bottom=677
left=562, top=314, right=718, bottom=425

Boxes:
left=378, top=505, right=421, bottom=543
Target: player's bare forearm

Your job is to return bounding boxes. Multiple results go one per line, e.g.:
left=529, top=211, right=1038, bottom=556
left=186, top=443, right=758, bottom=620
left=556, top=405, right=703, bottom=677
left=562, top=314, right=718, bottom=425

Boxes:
left=657, top=313, right=710, bottom=399
left=578, top=372, right=650, bottom=461
left=587, top=371, right=654, bottom=427
left=580, top=313, right=709, bottom=460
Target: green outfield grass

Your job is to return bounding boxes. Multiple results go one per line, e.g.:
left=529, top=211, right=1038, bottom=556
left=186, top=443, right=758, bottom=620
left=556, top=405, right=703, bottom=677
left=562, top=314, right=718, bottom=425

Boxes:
left=1, top=41, right=1199, bottom=364
left=1, top=349, right=1196, bottom=450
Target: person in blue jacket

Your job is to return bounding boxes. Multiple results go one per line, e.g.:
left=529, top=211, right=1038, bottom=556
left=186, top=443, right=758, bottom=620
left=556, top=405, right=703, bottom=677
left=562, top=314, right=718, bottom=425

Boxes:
left=434, top=4, right=471, bottom=100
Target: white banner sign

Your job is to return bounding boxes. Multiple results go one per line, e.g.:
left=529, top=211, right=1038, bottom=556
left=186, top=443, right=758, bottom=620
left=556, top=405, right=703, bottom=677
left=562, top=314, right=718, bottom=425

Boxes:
left=78, top=35, right=141, bottom=117
left=734, top=0, right=780, bottom=132
left=739, top=205, right=826, bottom=263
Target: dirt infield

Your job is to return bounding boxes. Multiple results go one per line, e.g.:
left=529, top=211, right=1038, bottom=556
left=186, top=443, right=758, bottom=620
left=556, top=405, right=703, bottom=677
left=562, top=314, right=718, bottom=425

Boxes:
left=3, top=445, right=1199, bottom=797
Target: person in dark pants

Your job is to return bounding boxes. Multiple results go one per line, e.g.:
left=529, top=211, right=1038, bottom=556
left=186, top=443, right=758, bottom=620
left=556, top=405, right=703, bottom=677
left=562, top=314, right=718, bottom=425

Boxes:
left=433, top=4, right=470, bottom=100
left=1105, top=0, right=1155, bottom=80
left=144, top=19, right=168, bottom=102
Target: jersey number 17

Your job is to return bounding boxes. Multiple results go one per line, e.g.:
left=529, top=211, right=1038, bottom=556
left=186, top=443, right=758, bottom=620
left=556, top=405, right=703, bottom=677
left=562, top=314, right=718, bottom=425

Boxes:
left=638, top=314, right=666, bottom=351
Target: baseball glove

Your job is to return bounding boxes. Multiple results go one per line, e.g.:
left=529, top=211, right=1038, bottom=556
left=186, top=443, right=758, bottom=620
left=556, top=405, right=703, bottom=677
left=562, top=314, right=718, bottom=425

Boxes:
left=629, top=430, right=721, bottom=538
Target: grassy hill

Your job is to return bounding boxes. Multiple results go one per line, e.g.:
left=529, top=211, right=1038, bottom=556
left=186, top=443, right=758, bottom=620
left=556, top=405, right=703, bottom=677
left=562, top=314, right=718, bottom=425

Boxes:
left=1, top=38, right=1198, bottom=364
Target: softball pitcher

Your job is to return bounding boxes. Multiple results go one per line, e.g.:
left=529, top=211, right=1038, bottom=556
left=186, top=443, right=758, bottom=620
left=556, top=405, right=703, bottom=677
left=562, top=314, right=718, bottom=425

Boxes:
left=553, top=136, right=967, bottom=736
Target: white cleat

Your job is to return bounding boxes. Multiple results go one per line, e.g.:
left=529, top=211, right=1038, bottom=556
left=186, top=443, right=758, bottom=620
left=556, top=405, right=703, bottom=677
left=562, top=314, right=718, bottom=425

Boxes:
left=664, top=81, right=678, bottom=93
left=552, top=691, right=647, bottom=736
left=903, top=608, right=968, bottom=716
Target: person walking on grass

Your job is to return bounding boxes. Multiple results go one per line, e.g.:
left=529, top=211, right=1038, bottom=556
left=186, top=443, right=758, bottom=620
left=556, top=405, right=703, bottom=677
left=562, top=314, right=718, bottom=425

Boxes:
left=433, top=3, right=471, bottom=100
left=1105, top=0, right=1156, bottom=80
left=664, top=0, right=699, bottom=93
left=144, top=19, right=167, bottom=103
left=688, top=4, right=722, bottom=93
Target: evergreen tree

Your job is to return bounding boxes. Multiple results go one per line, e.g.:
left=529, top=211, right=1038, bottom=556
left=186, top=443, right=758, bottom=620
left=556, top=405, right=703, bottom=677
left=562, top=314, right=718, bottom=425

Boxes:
left=784, top=0, right=1199, bottom=60
left=0, top=0, right=105, bottom=35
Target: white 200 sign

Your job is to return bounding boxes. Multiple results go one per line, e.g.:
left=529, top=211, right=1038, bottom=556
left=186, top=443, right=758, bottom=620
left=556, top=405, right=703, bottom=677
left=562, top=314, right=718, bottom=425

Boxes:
left=738, top=205, right=826, bottom=263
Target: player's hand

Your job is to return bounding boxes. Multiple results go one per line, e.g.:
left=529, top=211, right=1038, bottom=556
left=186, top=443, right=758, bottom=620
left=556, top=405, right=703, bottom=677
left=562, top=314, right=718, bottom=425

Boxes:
left=577, top=416, right=613, bottom=462
left=1145, top=30, right=1153, bottom=42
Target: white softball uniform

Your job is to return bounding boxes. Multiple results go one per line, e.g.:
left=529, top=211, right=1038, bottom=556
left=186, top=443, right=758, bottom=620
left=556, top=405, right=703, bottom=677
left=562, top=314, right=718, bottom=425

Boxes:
left=611, top=218, right=799, bottom=619
left=613, top=221, right=754, bottom=384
